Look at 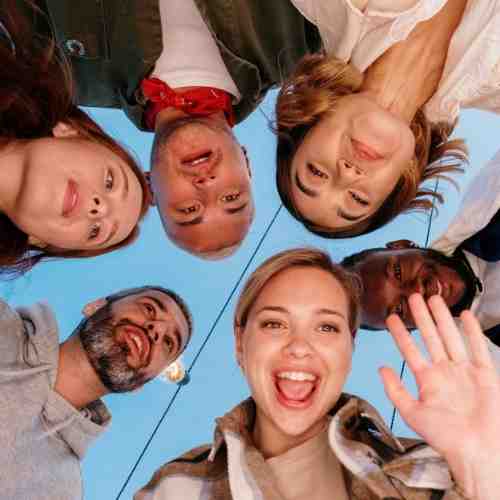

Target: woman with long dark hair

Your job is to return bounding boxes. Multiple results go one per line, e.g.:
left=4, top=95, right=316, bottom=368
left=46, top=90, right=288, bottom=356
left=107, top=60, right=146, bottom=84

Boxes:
left=0, top=1, right=151, bottom=278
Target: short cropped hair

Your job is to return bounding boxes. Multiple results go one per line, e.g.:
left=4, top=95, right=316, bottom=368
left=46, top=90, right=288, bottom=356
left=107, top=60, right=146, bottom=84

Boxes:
left=341, top=248, right=386, bottom=271
left=105, top=286, right=193, bottom=339
left=235, top=248, right=361, bottom=336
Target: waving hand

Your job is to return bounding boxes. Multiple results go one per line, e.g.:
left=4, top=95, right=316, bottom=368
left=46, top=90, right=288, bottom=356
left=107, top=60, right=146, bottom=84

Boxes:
left=380, top=294, right=500, bottom=500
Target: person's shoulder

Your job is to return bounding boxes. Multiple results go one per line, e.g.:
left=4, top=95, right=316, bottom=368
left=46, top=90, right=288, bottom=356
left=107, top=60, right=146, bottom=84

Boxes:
left=134, top=443, right=224, bottom=500
left=0, top=299, right=22, bottom=333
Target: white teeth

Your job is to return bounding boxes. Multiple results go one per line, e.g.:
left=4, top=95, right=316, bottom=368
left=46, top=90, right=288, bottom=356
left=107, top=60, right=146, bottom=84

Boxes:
left=189, top=154, right=210, bottom=166
left=436, top=280, right=443, bottom=296
left=276, top=371, right=317, bottom=382
left=131, top=334, right=143, bottom=354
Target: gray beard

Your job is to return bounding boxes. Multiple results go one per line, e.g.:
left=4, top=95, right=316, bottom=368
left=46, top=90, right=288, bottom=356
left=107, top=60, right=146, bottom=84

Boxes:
left=77, top=305, right=151, bottom=393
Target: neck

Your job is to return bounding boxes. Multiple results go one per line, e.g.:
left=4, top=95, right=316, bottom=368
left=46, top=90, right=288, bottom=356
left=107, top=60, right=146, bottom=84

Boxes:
left=0, top=140, right=27, bottom=214
left=361, top=0, right=466, bottom=123
left=253, top=409, right=328, bottom=459
left=55, top=334, right=109, bottom=410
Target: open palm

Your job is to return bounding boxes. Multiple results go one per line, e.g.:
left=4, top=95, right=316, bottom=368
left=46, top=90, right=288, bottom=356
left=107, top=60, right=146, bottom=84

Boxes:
left=380, top=294, right=500, bottom=499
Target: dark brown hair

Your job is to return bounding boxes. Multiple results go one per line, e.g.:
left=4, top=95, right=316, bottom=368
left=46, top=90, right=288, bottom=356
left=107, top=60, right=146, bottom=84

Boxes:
left=0, top=0, right=151, bottom=278
left=275, top=54, right=468, bottom=238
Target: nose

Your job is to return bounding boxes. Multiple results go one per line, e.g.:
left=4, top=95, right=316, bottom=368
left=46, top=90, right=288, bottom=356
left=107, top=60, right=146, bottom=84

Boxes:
left=283, top=330, right=313, bottom=359
left=145, top=320, right=172, bottom=344
left=192, top=172, right=217, bottom=188
left=88, top=194, right=109, bottom=219
left=337, top=159, right=363, bottom=187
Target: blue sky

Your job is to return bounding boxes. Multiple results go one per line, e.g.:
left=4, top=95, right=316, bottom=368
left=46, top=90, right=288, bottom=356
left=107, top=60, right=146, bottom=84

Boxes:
left=2, top=91, right=500, bottom=499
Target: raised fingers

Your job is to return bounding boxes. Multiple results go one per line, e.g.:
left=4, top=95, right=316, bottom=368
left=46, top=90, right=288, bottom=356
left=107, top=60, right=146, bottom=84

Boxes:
left=408, top=294, right=448, bottom=363
left=386, top=312, right=428, bottom=373
left=379, top=366, right=417, bottom=423
left=426, top=295, right=468, bottom=362
left=461, top=310, right=494, bottom=369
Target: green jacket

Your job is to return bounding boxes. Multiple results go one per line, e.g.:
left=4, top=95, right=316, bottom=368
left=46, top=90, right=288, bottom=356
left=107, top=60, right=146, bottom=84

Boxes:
left=39, top=0, right=322, bottom=129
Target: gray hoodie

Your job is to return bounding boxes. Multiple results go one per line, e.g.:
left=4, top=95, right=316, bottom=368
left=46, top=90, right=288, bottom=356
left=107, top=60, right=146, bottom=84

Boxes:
left=0, top=300, right=111, bottom=500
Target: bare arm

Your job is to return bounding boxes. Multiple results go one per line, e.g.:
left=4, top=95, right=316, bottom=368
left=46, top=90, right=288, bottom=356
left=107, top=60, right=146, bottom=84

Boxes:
left=363, top=0, right=468, bottom=118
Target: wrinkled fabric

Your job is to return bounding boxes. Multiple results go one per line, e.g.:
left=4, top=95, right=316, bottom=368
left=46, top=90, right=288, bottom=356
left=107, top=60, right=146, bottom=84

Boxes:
left=38, top=0, right=321, bottom=128
left=432, top=149, right=500, bottom=364
left=290, top=0, right=500, bottom=125
left=0, top=300, right=110, bottom=500
left=135, top=395, right=467, bottom=499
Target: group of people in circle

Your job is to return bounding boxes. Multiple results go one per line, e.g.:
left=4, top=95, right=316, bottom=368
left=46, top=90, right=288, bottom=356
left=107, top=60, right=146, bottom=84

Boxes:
left=2, top=1, right=500, bottom=499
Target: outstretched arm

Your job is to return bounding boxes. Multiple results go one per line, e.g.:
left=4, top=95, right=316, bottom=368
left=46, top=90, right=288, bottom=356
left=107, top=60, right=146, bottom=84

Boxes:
left=380, top=294, right=500, bottom=500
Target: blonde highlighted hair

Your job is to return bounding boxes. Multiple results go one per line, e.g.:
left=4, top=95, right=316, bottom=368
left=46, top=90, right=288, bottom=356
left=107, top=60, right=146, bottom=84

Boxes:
left=275, top=54, right=468, bottom=238
left=234, top=248, right=361, bottom=336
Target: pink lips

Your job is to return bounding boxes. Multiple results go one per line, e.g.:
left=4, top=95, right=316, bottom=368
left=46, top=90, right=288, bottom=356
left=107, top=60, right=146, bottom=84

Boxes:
left=62, top=180, right=79, bottom=217
left=351, top=138, right=385, bottom=161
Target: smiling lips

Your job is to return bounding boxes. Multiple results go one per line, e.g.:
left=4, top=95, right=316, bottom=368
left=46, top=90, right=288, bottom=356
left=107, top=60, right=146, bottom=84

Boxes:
left=180, top=148, right=221, bottom=171
left=62, top=180, right=79, bottom=217
left=274, top=370, right=319, bottom=409
left=351, top=138, right=385, bottom=161
left=122, top=326, right=151, bottom=367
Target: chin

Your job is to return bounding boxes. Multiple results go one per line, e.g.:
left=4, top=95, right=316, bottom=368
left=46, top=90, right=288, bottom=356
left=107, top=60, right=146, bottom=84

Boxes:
left=274, top=414, right=327, bottom=439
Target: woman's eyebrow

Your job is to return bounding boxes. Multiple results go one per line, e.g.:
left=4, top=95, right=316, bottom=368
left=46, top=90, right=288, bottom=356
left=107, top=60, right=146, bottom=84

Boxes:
left=295, top=172, right=318, bottom=198
left=316, top=308, right=346, bottom=320
left=255, top=306, right=289, bottom=315
left=337, top=208, right=364, bottom=222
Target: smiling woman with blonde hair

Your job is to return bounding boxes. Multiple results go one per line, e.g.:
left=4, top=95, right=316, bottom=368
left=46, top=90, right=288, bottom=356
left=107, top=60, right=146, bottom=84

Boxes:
left=0, top=0, right=151, bottom=278
left=273, top=0, right=500, bottom=238
left=136, top=248, right=500, bottom=500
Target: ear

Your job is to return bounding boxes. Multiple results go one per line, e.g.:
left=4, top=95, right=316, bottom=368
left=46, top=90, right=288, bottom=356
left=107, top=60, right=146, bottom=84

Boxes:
left=52, top=122, right=79, bottom=138
left=234, top=324, right=245, bottom=371
left=82, top=298, right=108, bottom=318
left=144, top=172, right=156, bottom=206
left=241, top=146, right=252, bottom=178
left=386, top=239, right=418, bottom=250
left=28, top=235, right=48, bottom=249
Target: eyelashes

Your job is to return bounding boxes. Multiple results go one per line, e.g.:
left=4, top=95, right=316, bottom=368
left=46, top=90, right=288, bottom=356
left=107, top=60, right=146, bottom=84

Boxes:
left=89, top=223, right=100, bottom=240
left=259, top=320, right=341, bottom=334
left=349, top=191, right=369, bottom=206
left=307, top=163, right=328, bottom=178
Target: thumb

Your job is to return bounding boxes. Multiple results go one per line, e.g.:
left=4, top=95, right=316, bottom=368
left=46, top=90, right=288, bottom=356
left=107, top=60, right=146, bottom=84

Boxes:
left=379, top=366, right=417, bottom=424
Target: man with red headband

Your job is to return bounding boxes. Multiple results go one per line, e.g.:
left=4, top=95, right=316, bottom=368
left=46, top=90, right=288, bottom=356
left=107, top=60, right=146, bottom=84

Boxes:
left=40, top=0, right=321, bottom=258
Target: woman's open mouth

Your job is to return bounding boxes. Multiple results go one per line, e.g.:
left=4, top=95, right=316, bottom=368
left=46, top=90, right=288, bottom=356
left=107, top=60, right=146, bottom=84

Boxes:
left=62, top=180, right=79, bottom=217
left=274, top=370, right=319, bottom=409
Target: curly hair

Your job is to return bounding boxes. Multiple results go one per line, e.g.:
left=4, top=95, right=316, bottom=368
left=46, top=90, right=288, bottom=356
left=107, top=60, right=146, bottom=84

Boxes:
left=0, top=0, right=151, bottom=278
left=275, top=53, right=468, bottom=238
